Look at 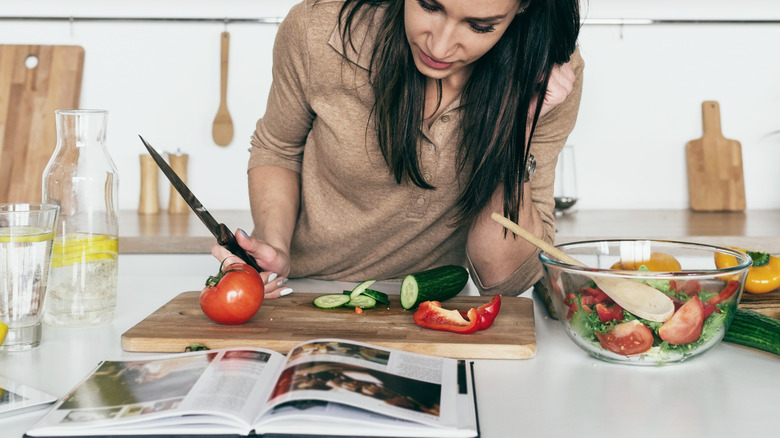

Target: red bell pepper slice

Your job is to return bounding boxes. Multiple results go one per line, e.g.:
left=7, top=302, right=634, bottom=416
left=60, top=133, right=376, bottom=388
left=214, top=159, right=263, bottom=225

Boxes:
left=456, top=295, right=502, bottom=330
left=414, top=301, right=479, bottom=334
left=707, top=280, right=740, bottom=306
left=474, top=295, right=501, bottom=330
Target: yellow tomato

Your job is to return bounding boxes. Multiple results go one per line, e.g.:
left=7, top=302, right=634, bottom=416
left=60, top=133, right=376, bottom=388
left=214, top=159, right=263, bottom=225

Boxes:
left=610, top=252, right=682, bottom=272
left=715, top=248, right=780, bottom=294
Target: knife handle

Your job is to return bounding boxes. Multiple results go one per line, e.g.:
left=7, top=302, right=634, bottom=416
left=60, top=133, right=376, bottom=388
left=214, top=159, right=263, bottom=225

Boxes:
left=217, top=224, right=263, bottom=273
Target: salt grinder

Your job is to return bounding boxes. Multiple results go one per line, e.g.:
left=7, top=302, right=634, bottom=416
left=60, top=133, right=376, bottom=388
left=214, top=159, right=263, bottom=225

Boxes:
left=138, top=154, right=160, bottom=214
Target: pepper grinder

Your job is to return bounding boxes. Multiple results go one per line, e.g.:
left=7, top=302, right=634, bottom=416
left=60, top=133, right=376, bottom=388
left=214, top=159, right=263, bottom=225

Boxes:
left=167, top=151, right=189, bottom=214
left=138, top=154, right=160, bottom=214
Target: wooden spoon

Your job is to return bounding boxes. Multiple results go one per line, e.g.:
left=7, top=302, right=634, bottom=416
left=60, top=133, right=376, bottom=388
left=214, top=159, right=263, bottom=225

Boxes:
left=490, top=213, right=674, bottom=322
left=212, top=31, right=234, bottom=146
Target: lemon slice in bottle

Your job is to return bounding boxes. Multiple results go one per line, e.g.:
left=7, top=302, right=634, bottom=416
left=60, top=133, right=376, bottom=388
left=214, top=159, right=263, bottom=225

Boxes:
left=51, top=233, right=118, bottom=268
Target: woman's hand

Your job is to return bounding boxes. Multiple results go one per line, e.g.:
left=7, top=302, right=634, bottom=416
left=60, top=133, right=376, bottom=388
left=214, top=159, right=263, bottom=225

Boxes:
left=211, top=229, right=293, bottom=299
left=530, top=61, right=576, bottom=119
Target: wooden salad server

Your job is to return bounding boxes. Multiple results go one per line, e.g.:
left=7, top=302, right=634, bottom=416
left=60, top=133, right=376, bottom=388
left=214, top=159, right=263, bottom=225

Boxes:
left=491, top=213, right=674, bottom=322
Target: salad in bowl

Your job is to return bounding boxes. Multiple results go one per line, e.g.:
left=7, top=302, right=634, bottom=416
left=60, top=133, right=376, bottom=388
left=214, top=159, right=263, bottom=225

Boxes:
left=539, top=240, right=752, bottom=365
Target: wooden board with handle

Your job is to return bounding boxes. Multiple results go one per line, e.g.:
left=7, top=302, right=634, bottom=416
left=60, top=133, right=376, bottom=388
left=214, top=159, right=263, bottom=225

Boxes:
left=686, top=101, right=746, bottom=211
left=738, top=289, right=780, bottom=320
left=0, top=44, right=84, bottom=203
left=122, top=292, right=536, bottom=360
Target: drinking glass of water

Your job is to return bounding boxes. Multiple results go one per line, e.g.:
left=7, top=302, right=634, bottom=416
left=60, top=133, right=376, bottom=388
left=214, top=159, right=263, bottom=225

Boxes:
left=0, top=203, right=59, bottom=350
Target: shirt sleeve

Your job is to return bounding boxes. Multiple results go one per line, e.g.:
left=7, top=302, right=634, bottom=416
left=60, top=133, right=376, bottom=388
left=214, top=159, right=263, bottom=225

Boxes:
left=469, top=47, right=586, bottom=296
left=248, top=2, right=315, bottom=174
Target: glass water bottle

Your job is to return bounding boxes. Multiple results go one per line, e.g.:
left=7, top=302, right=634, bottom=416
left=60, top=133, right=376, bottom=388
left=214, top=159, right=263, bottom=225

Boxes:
left=42, top=109, right=119, bottom=327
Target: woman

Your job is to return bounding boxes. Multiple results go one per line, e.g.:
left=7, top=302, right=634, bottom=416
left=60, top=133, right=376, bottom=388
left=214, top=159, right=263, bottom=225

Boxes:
left=214, top=0, right=584, bottom=298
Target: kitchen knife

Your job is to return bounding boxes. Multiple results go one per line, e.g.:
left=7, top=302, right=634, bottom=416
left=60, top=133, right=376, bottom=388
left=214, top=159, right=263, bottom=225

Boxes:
left=138, top=135, right=262, bottom=273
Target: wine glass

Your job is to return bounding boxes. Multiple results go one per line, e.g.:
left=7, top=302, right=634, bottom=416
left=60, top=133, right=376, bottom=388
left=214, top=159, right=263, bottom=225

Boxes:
left=553, top=144, right=578, bottom=216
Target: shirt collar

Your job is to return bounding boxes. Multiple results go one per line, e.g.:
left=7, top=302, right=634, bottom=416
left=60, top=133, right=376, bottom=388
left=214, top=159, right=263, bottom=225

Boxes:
left=327, top=5, right=386, bottom=71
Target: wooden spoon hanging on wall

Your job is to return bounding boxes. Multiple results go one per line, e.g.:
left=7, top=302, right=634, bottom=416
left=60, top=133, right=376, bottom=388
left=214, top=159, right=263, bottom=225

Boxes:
left=212, top=31, right=234, bottom=146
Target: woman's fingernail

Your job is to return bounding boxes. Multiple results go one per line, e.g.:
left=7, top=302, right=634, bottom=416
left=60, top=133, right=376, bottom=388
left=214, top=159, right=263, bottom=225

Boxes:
left=267, top=272, right=278, bottom=282
left=280, top=288, right=293, bottom=296
left=277, top=277, right=288, bottom=287
left=238, top=228, right=249, bottom=238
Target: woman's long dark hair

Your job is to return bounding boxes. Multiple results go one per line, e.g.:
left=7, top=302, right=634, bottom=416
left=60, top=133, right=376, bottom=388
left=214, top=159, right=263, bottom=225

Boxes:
left=339, top=0, right=581, bottom=226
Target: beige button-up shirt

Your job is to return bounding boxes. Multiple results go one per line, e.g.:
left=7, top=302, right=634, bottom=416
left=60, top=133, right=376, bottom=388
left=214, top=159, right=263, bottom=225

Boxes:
left=249, top=0, right=584, bottom=295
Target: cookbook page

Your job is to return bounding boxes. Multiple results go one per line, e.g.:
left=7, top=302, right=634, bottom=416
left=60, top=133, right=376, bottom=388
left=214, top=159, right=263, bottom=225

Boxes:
left=257, top=339, right=464, bottom=429
left=26, top=348, right=287, bottom=436
left=0, top=376, right=57, bottom=419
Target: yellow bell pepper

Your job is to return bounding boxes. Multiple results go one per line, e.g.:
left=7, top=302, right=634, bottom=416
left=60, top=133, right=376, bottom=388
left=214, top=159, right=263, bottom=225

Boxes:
left=610, top=252, right=682, bottom=272
left=0, top=321, right=7, bottom=347
left=715, top=248, right=780, bottom=294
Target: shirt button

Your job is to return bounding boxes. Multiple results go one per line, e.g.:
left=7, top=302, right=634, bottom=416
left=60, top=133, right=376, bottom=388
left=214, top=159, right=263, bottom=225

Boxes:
left=441, top=115, right=451, bottom=123
left=423, top=172, right=432, bottom=181
left=417, top=196, right=425, bottom=205
left=427, top=144, right=435, bottom=151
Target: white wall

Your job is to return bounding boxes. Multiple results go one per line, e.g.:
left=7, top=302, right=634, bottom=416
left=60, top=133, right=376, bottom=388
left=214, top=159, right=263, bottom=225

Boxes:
left=2, top=0, right=779, bottom=211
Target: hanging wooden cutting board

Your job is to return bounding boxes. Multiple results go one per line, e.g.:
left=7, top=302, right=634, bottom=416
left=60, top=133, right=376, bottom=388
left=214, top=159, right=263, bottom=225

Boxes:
left=0, top=45, right=85, bottom=203
left=686, top=101, right=746, bottom=211
left=121, top=292, right=537, bottom=360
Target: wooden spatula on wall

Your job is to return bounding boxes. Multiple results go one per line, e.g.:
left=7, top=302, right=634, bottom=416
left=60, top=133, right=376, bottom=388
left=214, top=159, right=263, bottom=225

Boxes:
left=212, top=31, right=234, bottom=146
left=685, top=101, right=746, bottom=211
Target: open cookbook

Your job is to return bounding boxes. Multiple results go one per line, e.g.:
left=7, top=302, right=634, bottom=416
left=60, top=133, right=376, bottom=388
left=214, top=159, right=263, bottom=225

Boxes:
left=0, top=376, right=57, bottom=419
left=24, top=339, right=478, bottom=438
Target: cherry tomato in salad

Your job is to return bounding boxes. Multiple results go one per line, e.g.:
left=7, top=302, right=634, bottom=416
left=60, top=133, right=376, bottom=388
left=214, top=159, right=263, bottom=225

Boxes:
left=595, top=320, right=654, bottom=356
left=658, top=296, right=704, bottom=345
left=670, top=279, right=702, bottom=297
left=610, top=252, right=681, bottom=272
left=595, top=302, right=624, bottom=323
left=200, top=263, right=264, bottom=325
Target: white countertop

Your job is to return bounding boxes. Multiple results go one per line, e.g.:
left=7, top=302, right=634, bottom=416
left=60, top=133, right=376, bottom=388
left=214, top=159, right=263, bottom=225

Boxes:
left=1, top=254, right=778, bottom=438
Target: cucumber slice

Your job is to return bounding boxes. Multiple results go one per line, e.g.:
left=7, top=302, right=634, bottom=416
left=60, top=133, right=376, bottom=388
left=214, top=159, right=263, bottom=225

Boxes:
left=313, top=294, right=351, bottom=309
left=343, top=288, right=390, bottom=305
left=361, top=289, right=390, bottom=305
left=400, top=265, right=469, bottom=310
left=349, top=280, right=377, bottom=299
left=345, top=295, right=377, bottom=309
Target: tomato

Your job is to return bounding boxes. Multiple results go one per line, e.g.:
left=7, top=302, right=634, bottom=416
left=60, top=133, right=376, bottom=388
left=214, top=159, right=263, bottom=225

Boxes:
left=610, top=252, right=682, bottom=272
left=595, top=302, right=624, bottom=323
left=594, top=320, right=654, bottom=356
left=200, top=263, right=264, bottom=325
left=658, top=296, right=704, bottom=345
left=670, top=279, right=702, bottom=297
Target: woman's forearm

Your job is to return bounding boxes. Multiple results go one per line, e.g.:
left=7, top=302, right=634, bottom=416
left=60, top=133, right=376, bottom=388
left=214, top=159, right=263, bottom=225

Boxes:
left=248, top=165, right=301, bottom=253
left=466, top=183, right=543, bottom=288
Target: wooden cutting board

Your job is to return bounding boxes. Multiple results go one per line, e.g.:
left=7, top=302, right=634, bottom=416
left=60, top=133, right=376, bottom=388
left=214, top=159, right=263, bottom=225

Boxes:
left=738, top=289, right=780, bottom=320
left=0, top=45, right=84, bottom=203
left=686, top=101, right=746, bottom=211
left=122, top=292, right=536, bottom=360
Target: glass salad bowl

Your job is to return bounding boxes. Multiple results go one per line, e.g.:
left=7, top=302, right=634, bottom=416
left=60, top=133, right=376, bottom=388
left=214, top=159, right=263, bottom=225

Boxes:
left=539, top=240, right=752, bottom=365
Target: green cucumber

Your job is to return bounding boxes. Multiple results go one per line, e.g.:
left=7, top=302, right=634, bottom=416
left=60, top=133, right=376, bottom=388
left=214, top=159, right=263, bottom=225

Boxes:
left=313, top=294, right=351, bottom=309
left=400, top=265, right=469, bottom=310
left=723, top=308, right=780, bottom=356
left=349, top=280, right=376, bottom=299
left=343, top=288, right=390, bottom=305
left=345, top=295, right=377, bottom=309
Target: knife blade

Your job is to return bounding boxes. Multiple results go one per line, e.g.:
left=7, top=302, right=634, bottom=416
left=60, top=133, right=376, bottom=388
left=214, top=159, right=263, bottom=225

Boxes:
left=138, top=135, right=262, bottom=273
